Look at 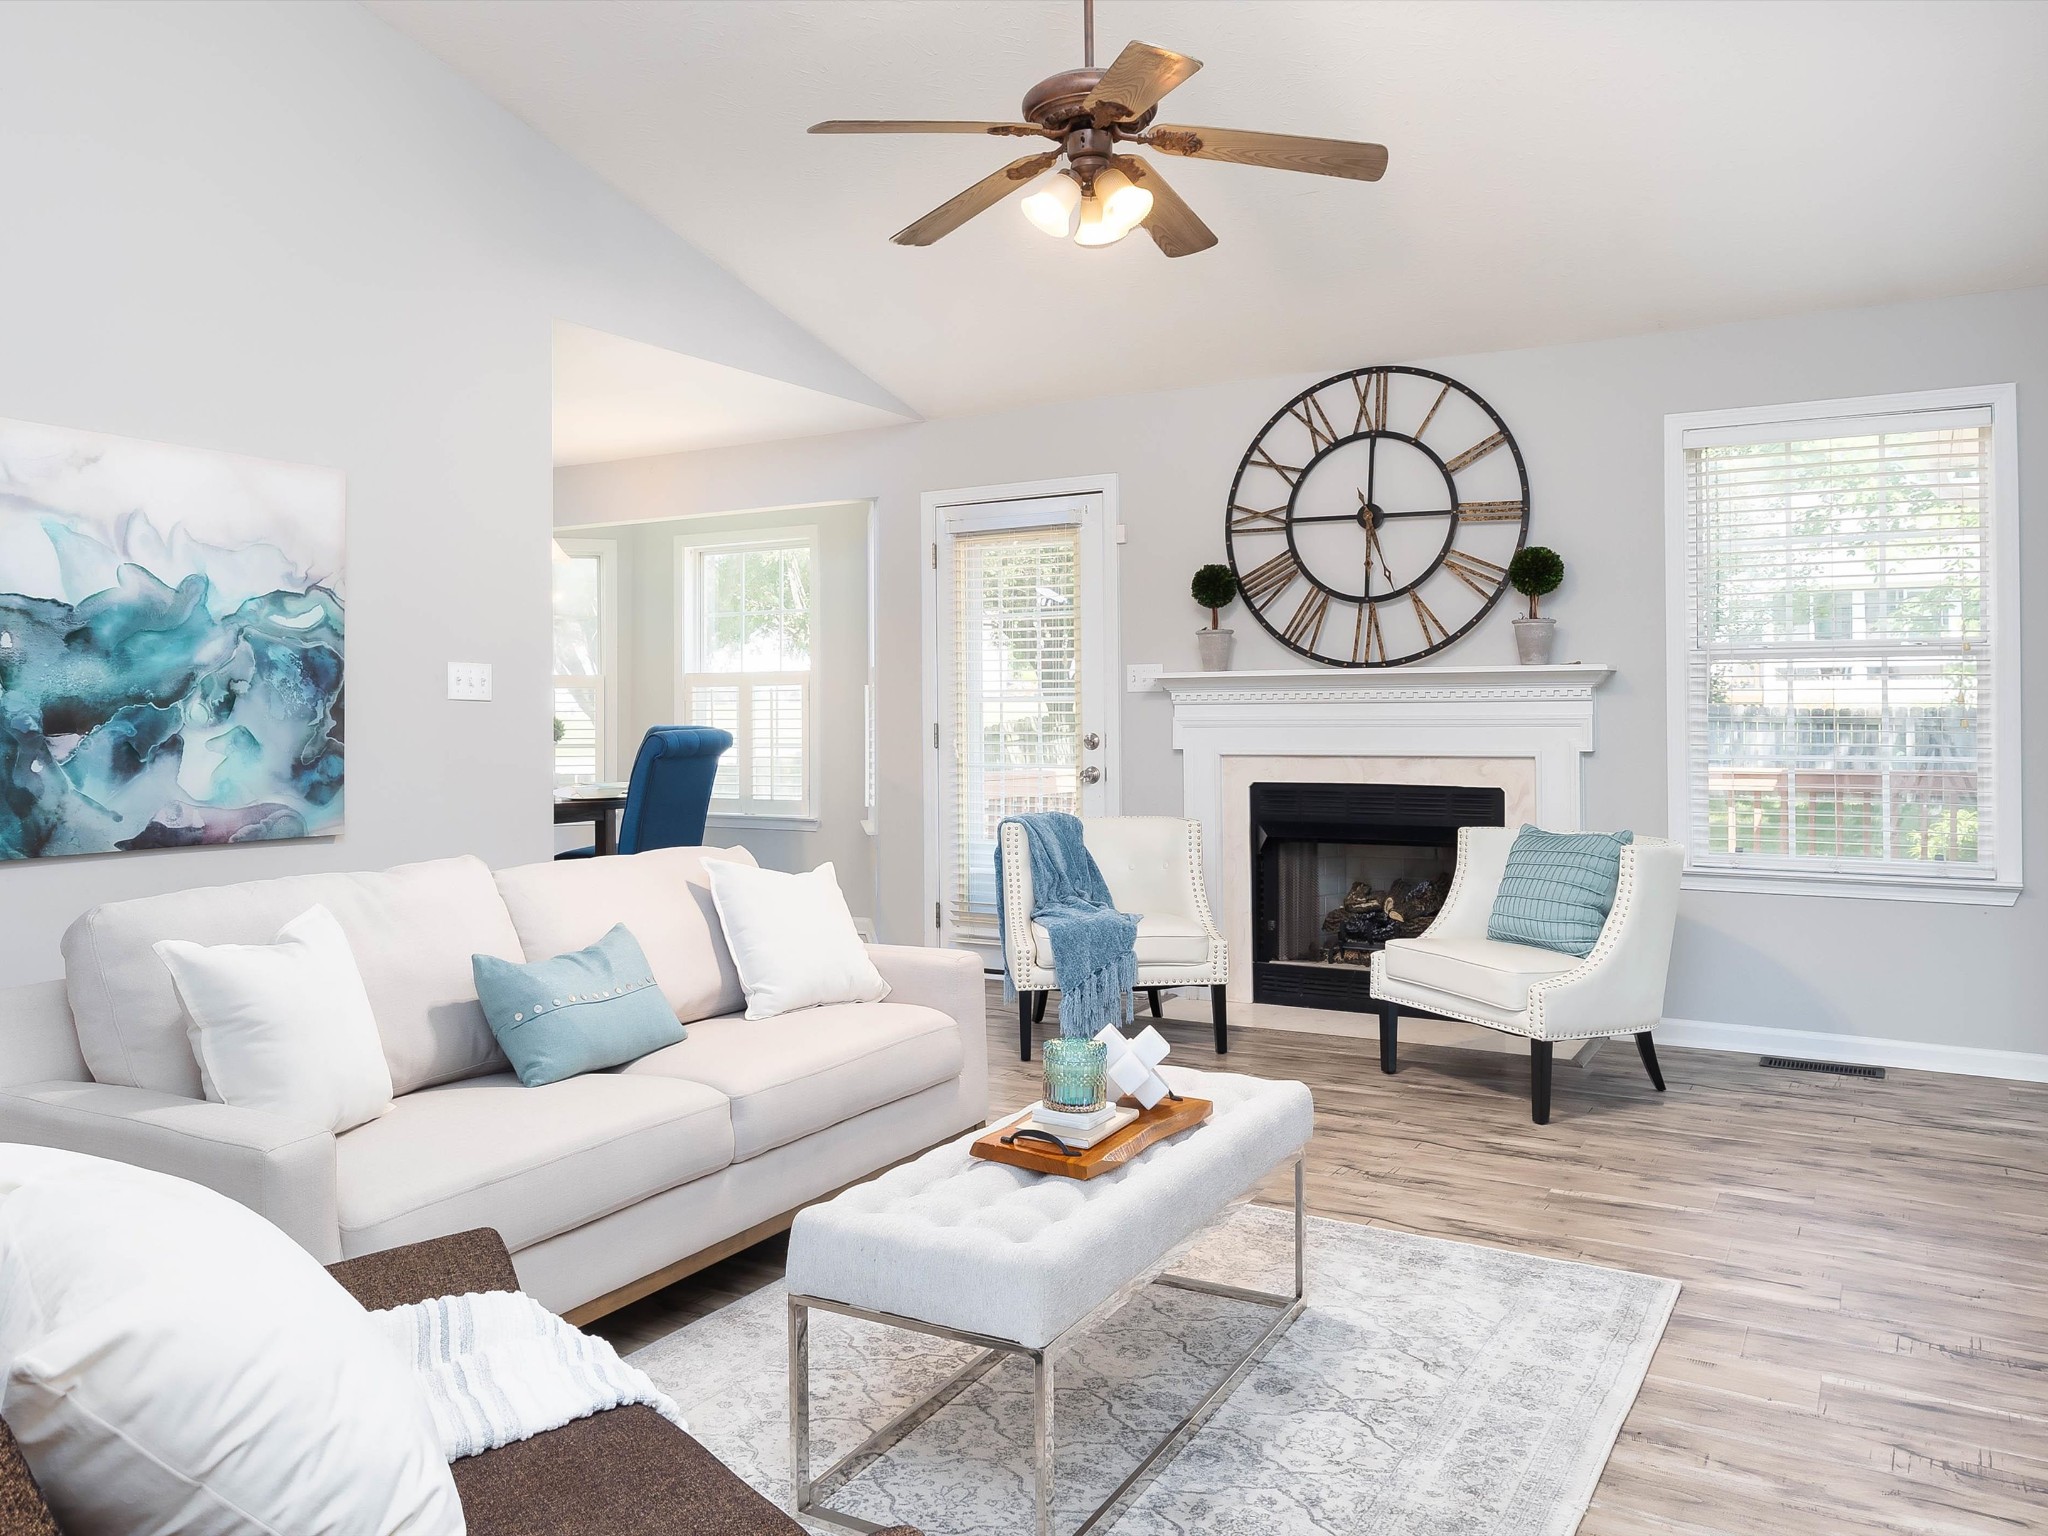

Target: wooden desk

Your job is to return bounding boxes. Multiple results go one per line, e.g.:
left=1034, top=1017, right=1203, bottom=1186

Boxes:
left=553, top=789, right=627, bottom=856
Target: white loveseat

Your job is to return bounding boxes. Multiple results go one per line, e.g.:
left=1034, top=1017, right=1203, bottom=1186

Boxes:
left=0, top=846, right=987, bottom=1319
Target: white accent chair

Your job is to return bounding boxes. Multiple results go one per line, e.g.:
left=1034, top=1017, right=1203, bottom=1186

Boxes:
left=998, top=817, right=1230, bottom=1061
left=1368, top=826, right=1683, bottom=1124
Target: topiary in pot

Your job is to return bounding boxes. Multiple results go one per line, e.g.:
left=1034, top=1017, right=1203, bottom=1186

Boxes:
left=1190, top=563, right=1239, bottom=671
left=1506, top=546, right=1564, bottom=664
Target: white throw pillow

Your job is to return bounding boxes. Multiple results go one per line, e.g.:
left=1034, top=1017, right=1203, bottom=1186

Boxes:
left=0, top=1145, right=462, bottom=1536
left=705, top=860, right=889, bottom=1019
left=155, top=905, right=392, bottom=1132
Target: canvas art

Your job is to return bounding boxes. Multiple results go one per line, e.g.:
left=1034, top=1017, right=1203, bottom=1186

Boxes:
left=0, top=417, right=344, bottom=859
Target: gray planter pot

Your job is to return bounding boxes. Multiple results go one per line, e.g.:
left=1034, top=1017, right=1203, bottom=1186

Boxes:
left=1513, top=617, right=1557, bottom=665
left=1196, top=627, right=1235, bottom=672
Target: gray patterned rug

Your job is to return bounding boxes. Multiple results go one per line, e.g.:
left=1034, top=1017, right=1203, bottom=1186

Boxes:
left=631, top=1205, right=1676, bottom=1535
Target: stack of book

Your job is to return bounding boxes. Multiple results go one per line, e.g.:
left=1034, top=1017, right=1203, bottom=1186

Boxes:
left=1020, top=1100, right=1138, bottom=1150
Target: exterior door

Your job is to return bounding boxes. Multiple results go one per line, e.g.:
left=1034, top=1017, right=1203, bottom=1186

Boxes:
left=927, top=485, right=1118, bottom=959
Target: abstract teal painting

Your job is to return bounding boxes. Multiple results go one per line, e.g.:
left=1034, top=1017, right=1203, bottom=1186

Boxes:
left=0, top=418, right=344, bottom=859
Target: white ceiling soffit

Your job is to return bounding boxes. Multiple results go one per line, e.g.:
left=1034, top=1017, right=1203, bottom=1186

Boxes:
left=380, top=1, right=2048, bottom=422
left=552, top=322, right=915, bottom=464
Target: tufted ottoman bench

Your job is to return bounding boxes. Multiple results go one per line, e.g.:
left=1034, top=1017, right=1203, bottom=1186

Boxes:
left=785, top=1066, right=1313, bottom=1536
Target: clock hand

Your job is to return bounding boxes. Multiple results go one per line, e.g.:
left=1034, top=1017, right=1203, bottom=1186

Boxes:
left=1366, top=431, right=1378, bottom=509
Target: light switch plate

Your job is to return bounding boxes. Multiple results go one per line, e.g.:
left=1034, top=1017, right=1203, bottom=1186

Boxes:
left=447, top=662, right=493, bottom=701
left=1126, top=663, right=1163, bottom=693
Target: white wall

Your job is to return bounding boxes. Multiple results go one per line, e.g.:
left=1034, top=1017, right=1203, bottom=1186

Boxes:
left=557, top=507, right=875, bottom=926
left=0, top=0, right=898, bottom=979
left=558, top=283, right=2048, bottom=1061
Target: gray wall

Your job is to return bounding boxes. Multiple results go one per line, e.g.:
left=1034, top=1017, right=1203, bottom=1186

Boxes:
left=558, top=283, right=2047, bottom=1057
left=0, top=0, right=895, bottom=980
left=556, top=507, right=875, bottom=926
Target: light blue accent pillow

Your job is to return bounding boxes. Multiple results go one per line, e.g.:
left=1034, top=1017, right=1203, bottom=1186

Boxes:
left=1486, top=826, right=1635, bottom=958
left=471, top=924, right=683, bottom=1087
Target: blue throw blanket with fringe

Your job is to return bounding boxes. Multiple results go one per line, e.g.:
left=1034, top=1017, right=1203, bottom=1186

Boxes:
left=996, top=812, right=1139, bottom=1039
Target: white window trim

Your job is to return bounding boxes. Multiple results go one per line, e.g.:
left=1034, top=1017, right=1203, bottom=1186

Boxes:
left=1663, top=383, right=2022, bottom=906
left=675, top=525, right=820, bottom=825
left=552, top=536, right=618, bottom=784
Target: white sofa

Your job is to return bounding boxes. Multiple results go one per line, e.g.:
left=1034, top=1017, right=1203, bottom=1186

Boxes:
left=0, top=845, right=987, bottom=1319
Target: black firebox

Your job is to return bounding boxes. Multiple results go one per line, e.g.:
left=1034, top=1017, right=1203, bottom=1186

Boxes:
left=1250, top=781, right=1506, bottom=1013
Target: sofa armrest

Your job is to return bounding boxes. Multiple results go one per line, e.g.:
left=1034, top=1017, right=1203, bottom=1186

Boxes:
left=1526, top=841, right=1684, bottom=1040
left=0, top=1081, right=341, bottom=1261
left=328, top=1228, right=519, bottom=1309
left=866, top=943, right=988, bottom=1122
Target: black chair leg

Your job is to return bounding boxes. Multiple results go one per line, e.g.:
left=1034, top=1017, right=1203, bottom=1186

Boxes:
left=1018, top=991, right=1034, bottom=1061
left=1531, top=1040, right=1553, bottom=1125
left=1635, top=1031, right=1667, bottom=1092
left=1032, top=991, right=1048, bottom=1025
left=1210, top=984, right=1229, bottom=1054
left=1377, top=1000, right=1399, bottom=1075
left=1147, top=987, right=1163, bottom=1019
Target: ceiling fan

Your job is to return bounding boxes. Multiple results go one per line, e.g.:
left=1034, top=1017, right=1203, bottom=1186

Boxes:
left=810, top=0, right=1388, bottom=257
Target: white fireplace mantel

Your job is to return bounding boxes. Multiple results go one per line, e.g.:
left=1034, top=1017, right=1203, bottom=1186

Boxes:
left=1159, top=665, right=1614, bottom=942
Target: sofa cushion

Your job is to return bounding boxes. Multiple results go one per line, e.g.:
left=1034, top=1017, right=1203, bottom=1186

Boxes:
left=622, top=1004, right=961, bottom=1163
left=334, top=1074, right=732, bottom=1257
left=63, top=856, right=522, bottom=1100
left=1031, top=913, right=1209, bottom=968
left=1379, top=935, right=1581, bottom=1013
left=494, top=846, right=756, bottom=1027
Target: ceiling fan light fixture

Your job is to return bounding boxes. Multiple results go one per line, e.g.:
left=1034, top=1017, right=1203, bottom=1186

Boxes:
left=1093, top=164, right=1153, bottom=233
left=1072, top=191, right=1130, bottom=247
left=1020, top=169, right=1083, bottom=237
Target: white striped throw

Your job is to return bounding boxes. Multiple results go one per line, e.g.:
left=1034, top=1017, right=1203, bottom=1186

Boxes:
left=371, top=1290, right=687, bottom=1460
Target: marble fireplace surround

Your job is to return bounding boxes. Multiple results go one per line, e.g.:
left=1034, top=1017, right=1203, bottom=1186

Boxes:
left=1157, top=665, right=1614, bottom=1014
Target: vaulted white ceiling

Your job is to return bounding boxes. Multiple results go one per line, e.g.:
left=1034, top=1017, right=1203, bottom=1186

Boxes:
left=374, top=0, right=2048, bottom=422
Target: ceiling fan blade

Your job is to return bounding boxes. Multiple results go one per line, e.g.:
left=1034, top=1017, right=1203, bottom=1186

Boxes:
left=810, top=120, right=1050, bottom=138
left=1082, top=41, right=1202, bottom=124
left=1121, top=156, right=1217, bottom=258
left=891, top=151, right=1061, bottom=246
left=1147, top=125, right=1388, bottom=182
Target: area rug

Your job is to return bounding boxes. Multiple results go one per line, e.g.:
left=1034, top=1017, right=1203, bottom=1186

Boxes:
left=631, top=1205, right=1677, bottom=1535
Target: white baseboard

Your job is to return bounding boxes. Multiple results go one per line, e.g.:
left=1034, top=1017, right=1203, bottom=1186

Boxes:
left=1658, top=1016, right=2048, bottom=1084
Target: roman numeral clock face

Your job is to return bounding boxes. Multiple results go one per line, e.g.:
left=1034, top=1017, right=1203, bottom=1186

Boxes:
left=1226, top=367, right=1530, bottom=666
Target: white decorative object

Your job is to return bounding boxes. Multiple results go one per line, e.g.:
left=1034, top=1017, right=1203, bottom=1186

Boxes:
left=0, top=1145, right=461, bottom=1536
left=1017, top=1103, right=1138, bottom=1149
left=1370, top=825, right=1683, bottom=1123
left=1195, top=626, right=1235, bottom=671
left=706, top=859, right=889, bottom=1019
left=368, top=1289, right=686, bottom=1460
left=1095, top=1022, right=1174, bottom=1109
left=1030, top=1100, right=1117, bottom=1133
left=154, top=905, right=393, bottom=1133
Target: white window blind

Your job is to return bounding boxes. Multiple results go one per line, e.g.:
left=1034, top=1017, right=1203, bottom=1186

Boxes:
left=551, top=541, right=613, bottom=787
left=1676, top=404, right=2001, bottom=888
left=678, top=532, right=814, bottom=820
left=947, top=525, right=1081, bottom=937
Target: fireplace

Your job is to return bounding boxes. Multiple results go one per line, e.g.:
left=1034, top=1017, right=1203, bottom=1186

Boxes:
left=1250, top=781, right=1506, bottom=1012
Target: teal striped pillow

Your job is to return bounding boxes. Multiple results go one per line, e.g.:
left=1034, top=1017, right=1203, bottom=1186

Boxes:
left=1486, top=826, right=1635, bottom=958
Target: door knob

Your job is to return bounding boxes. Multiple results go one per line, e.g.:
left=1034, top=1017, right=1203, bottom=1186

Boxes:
left=1083, top=732, right=1102, bottom=750
left=1080, top=766, right=1103, bottom=785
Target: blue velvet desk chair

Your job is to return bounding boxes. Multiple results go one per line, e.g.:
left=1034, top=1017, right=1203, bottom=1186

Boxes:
left=557, top=726, right=733, bottom=859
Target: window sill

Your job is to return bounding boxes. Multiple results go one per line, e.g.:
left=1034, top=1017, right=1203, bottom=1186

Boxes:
left=1682, top=866, right=2022, bottom=907
left=705, top=813, right=820, bottom=832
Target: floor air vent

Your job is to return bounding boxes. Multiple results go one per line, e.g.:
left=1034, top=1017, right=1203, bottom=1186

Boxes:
left=1760, top=1055, right=1886, bottom=1080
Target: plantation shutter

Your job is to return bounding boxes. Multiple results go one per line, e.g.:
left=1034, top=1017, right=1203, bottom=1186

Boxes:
left=946, top=524, right=1082, bottom=938
left=1678, top=406, right=1996, bottom=882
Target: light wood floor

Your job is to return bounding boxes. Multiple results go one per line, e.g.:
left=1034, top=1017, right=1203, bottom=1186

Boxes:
left=591, top=985, right=2048, bottom=1534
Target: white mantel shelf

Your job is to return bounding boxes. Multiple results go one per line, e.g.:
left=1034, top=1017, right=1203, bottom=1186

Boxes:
left=1157, top=664, right=1614, bottom=701
left=1161, top=665, right=1616, bottom=915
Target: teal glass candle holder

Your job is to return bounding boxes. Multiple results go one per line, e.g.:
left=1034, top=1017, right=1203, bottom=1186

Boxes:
left=1041, top=1037, right=1108, bottom=1112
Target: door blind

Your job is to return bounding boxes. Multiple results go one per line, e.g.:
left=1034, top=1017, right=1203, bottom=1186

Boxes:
left=1679, top=408, right=1995, bottom=879
left=946, top=524, right=1082, bottom=936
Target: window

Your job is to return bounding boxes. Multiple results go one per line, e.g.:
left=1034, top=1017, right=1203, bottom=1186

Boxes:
left=1665, top=386, right=2021, bottom=903
left=678, top=528, right=816, bottom=822
left=551, top=538, right=616, bottom=787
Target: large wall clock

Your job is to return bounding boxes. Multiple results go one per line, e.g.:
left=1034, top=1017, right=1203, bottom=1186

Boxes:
left=1224, top=366, right=1530, bottom=666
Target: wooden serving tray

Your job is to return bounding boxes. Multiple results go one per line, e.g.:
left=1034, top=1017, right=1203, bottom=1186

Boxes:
left=971, top=1096, right=1213, bottom=1180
